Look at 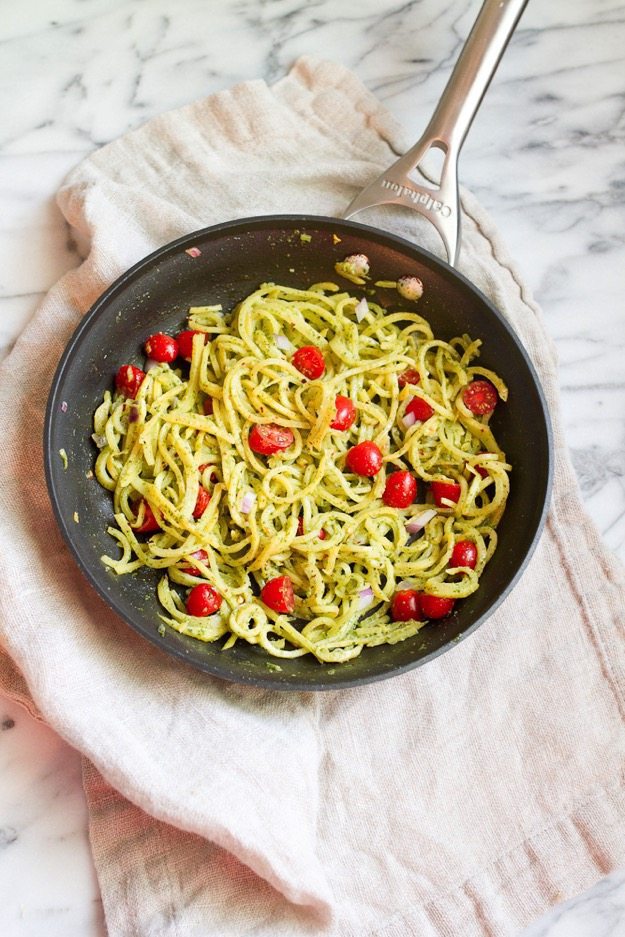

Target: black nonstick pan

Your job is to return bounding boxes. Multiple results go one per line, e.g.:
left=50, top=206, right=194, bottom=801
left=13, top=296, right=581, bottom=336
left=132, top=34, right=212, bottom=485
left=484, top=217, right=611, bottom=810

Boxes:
left=44, top=0, right=552, bottom=690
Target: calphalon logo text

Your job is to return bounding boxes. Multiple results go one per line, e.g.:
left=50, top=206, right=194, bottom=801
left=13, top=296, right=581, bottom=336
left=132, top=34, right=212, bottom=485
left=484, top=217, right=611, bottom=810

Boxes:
left=381, top=178, right=452, bottom=217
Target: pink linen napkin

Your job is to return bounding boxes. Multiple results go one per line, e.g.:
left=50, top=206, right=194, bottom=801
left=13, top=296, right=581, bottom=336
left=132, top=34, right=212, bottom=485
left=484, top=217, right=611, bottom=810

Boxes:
left=1, top=57, right=625, bottom=936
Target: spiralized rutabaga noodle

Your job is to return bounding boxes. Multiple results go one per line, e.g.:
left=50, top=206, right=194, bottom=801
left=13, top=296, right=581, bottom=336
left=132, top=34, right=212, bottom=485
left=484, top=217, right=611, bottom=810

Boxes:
left=93, top=282, right=510, bottom=664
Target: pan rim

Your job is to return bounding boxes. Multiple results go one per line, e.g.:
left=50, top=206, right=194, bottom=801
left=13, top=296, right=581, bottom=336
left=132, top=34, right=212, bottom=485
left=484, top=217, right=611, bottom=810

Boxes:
left=44, top=214, right=554, bottom=690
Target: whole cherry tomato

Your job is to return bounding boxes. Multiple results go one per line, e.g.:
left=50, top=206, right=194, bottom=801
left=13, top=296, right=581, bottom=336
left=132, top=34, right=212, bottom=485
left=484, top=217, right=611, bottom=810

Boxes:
left=177, top=329, right=208, bottom=361
left=193, top=487, right=211, bottom=518
left=144, top=332, right=178, bottom=363
left=261, top=575, right=295, bottom=614
left=419, top=594, right=456, bottom=619
left=449, top=540, right=478, bottom=569
left=398, top=368, right=421, bottom=388
left=249, top=423, right=294, bottom=455
left=405, top=396, right=435, bottom=422
left=131, top=500, right=160, bottom=533
left=180, top=549, right=209, bottom=576
left=330, top=395, right=357, bottom=431
left=431, top=480, right=461, bottom=507
left=391, top=589, right=421, bottom=622
left=115, top=364, right=146, bottom=399
left=186, top=583, right=222, bottom=616
left=462, top=380, right=498, bottom=415
left=292, top=345, right=326, bottom=380
left=345, top=441, right=383, bottom=477
left=382, top=471, right=417, bottom=508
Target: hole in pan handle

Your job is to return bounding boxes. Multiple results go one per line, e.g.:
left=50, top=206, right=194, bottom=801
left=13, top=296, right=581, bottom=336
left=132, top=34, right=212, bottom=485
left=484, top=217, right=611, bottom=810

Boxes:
left=344, top=0, right=529, bottom=267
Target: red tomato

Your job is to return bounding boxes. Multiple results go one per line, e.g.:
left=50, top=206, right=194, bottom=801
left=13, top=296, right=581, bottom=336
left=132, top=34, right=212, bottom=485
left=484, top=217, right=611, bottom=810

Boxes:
left=391, top=589, right=421, bottom=622
left=132, top=500, right=160, bottom=533
left=249, top=423, right=294, bottom=455
left=431, top=480, right=461, bottom=507
left=382, top=471, right=417, bottom=508
left=330, top=395, right=357, bottom=431
left=203, top=397, right=213, bottom=415
left=296, top=517, right=327, bottom=539
left=345, top=441, right=383, bottom=477
left=398, top=368, right=421, bottom=388
left=405, top=396, right=435, bottom=422
left=186, top=583, right=222, bottom=616
left=449, top=540, right=478, bottom=569
left=419, top=594, right=455, bottom=619
left=180, top=549, right=209, bottom=576
left=177, top=329, right=208, bottom=361
left=144, top=332, right=178, bottom=363
left=473, top=454, right=495, bottom=479
left=193, top=487, right=211, bottom=518
left=462, top=380, right=498, bottom=415
left=115, top=364, right=146, bottom=399
left=261, top=575, right=295, bottom=614
left=292, top=345, right=326, bottom=380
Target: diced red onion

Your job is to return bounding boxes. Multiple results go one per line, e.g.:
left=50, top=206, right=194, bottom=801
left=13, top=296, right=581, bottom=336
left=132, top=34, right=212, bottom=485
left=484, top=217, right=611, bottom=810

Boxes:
left=396, top=579, right=417, bottom=591
left=240, top=491, right=256, bottom=514
left=60, top=400, right=68, bottom=413
left=358, top=586, right=374, bottom=609
left=275, top=333, right=296, bottom=354
left=406, top=509, right=437, bottom=534
left=185, top=246, right=201, bottom=258
left=355, top=297, right=369, bottom=323
left=402, top=410, right=417, bottom=429
left=144, top=358, right=160, bottom=372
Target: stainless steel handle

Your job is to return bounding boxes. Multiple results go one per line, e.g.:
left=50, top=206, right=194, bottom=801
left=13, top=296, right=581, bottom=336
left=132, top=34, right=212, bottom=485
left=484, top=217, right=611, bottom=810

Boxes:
left=344, top=0, right=529, bottom=266
left=424, top=0, right=529, bottom=151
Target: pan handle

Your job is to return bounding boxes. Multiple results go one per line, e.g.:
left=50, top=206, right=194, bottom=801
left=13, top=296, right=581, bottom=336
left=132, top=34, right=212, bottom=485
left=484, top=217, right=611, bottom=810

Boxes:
left=344, top=0, right=529, bottom=266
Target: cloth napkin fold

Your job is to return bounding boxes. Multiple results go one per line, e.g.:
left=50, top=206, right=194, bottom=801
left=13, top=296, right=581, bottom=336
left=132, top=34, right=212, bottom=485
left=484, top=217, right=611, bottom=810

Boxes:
left=2, top=57, right=625, bottom=937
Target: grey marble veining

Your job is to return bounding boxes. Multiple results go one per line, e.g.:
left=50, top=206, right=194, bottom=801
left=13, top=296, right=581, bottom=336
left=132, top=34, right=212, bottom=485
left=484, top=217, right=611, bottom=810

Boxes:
left=1, top=1, right=625, bottom=934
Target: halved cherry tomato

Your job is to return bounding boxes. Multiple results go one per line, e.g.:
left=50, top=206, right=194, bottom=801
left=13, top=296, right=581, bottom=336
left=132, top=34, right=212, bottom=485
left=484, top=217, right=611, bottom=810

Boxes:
left=261, top=575, right=295, bottom=614
left=419, top=594, right=455, bottom=619
left=391, top=589, right=421, bottom=622
left=449, top=540, right=477, bottom=569
left=330, top=395, right=357, bottom=431
left=144, top=332, right=178, bottom=363
left=382, top=471, right=417, bottom=508
left=398, top=368, right=421, bottom=388
left=203, top=397, right=213, bottom=415
left=405, top=396, right=435, bottom=422
left=131, top=500, right=160, bottom=533
left=115, top=364, right=145, bottom=399
left=193, top=487, right=211, bottom=518
left=177, top=329, right=208, bottom=361
left=345, top=441, right=383, bottom=477
left=186, top=583, right=222, bottom=616
left=180, top=549, right=209, bottom=576
left=462, top=380, right=498, bottom=415
left=292, top=345, right=326, bottom=380
left=431, top=480, right=461, bottom=507
left=248, top=423, right=294, bottom=455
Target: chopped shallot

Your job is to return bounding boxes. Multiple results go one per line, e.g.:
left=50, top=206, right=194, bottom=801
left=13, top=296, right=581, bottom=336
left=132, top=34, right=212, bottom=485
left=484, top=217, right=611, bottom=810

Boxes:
left=240, top=491, right=256, bottom=514
left=355, top=297, right=369, bottom=323
left=406, top=509, right=437, bottom=534
left=275, top=333, right=296, bottom=354
left=358, top=586, right=374, bottom=609
left=401, top=410, right=417, bottom=429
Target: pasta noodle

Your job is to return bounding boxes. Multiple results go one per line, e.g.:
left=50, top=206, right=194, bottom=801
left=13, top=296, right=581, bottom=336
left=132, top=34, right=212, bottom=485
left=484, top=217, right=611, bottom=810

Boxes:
left=93, top=282, right=510, bottom=664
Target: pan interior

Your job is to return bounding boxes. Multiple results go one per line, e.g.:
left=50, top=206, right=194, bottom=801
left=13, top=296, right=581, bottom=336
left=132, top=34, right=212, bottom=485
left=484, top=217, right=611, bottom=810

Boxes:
left=45, top=216, right=552, bottom=689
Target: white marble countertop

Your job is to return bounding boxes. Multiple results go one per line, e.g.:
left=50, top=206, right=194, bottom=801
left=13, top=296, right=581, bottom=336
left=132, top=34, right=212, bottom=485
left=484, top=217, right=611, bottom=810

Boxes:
left=1, top=1, right=624, bottom=934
